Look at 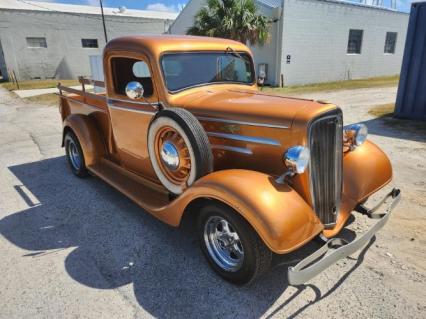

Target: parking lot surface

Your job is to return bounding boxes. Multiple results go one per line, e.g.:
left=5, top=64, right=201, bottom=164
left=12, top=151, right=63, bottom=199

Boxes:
left=0, top=86, right=425, bottom=318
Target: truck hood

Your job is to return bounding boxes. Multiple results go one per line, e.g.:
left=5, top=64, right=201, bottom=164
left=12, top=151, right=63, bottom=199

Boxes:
left=168, top=87, right=335, bottom=128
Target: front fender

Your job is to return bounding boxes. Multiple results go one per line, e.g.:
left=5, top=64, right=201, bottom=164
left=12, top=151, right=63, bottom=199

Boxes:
left=343, top=140, right=393, bottom=202
left=159, top=169, right=323, bottom=254
left=323, top=140, right=393, bottom=237
left=63, top=114, right=105, bottom=167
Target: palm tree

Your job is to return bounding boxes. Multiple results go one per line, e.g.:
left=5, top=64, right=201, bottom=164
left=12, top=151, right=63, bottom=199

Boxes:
left=187, top=0, right=270, bottom=46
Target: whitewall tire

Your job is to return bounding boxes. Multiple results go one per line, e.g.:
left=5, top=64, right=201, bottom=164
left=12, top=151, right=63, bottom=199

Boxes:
left=147, top=108, right=213, bottom=194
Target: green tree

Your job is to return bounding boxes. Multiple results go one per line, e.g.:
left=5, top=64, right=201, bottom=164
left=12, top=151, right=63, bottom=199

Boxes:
left=187, top=0, right=270, bottom=46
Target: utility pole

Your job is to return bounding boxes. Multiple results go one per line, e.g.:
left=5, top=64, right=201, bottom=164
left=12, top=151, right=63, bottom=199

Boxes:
left=100, top=0, right=108, bottom=43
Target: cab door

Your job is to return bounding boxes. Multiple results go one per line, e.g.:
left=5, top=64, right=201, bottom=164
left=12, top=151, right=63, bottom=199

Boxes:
left=105, top=53, right=159, bottom=180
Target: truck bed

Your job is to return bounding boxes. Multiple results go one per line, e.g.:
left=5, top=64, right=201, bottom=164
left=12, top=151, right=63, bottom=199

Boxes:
left=58, top=78, right=108, bottom=111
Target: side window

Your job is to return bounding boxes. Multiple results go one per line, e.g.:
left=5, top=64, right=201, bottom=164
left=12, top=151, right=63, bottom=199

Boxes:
left=132, top=61, right=151, bottom=77
left=110, top=57, right=154, bottom=97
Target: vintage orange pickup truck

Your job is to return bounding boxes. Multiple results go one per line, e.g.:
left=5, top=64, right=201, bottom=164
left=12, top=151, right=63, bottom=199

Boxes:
left=58, top=35, right=400, bottom=285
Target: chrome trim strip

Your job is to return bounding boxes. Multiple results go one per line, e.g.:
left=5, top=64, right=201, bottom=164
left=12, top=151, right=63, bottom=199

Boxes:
left=211, top=145, right=253, bottom=155
left=207, top=132, right=281, bottom=146
left=197, top=116, right=288, bottom=129
left=107, top=97, right=159, bottom=108
left=108, top=104, right=156, bottom=115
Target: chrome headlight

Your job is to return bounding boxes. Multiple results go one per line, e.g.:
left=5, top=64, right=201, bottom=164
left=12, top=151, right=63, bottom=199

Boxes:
left=344, top=124, right=368, bottom=147
left=284, top=146, right=310, bottom=174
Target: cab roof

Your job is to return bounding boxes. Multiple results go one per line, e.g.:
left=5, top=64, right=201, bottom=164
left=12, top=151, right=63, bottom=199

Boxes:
left=104, top=35, right=252, bottom=58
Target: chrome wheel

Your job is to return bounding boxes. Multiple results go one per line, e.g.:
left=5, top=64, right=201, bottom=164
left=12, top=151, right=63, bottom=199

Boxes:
left=68, top=139, right=81, bottom=170
left=204, top=216, right=244, bottom=272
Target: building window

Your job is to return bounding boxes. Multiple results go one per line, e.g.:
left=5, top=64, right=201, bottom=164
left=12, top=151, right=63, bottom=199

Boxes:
left=384, top=32, right=397, bottom=54
left=347, top=29, right=363, bottom=54
left=26, top=37, right=47, bottom=48
left=81, top=39, right=99, bottom=48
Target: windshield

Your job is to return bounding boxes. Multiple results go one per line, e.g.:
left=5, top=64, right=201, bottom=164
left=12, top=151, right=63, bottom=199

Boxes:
left=161, top=52, right=255, bottom=92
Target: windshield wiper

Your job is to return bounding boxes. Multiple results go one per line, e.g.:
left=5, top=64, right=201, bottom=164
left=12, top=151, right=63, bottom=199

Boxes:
left=225, top=46, right=249, bottom=62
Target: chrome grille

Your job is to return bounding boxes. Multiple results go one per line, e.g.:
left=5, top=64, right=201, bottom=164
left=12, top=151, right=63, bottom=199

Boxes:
left=308, top=109, right=343, bottom=227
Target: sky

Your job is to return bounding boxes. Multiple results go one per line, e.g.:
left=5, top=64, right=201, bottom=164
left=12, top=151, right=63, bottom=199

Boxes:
left=32, top=0, right=414, bottom=13
left=35, top=0, right=187, bottom=12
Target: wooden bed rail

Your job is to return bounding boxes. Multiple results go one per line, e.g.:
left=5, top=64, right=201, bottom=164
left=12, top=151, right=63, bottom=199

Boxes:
left=57, top=79, right=106, bottom=104
left=78, top=76, right=105, bottom=88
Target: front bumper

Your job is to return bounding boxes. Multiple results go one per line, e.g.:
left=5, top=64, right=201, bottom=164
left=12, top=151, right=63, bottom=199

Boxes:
left=288, top=188, right=401, bottom=285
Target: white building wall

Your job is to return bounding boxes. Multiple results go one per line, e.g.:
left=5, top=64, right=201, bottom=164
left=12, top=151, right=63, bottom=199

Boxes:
left=248, top=5, right=281, bottom=85
left=280, top=0, right=409, bottom=85
left=0, top=10, right=172, bottom=80
left=168, top=0, right=203, bottom=34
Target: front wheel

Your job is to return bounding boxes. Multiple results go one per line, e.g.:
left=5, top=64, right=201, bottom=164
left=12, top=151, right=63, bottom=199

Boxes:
left=197, top=202, right=272, bottom=285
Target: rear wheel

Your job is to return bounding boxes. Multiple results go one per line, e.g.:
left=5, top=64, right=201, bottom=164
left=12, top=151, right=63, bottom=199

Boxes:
left=64, top=131, right=88, bottom=177
left=197, top=202, right=272, bottom=285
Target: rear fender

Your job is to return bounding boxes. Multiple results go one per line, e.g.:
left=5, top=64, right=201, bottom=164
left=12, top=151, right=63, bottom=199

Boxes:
left=63, top=114, right=105, bottom=166
left=161, top=169, right=323, bottom=254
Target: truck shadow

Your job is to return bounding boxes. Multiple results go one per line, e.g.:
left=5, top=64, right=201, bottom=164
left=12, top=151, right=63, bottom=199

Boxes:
left=0, top=156, right=368, bottom=318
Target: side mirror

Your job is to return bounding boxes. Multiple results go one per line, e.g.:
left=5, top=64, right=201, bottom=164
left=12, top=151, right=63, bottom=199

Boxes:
left=125, top=81, right=144, bottom=99
left=257, top=71, right=266, bottom=86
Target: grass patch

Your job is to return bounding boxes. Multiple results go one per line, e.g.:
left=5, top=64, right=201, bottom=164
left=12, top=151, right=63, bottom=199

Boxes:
left=1, top=79, right=79, bottom=91
left=264, top=75, right=399, bottom=95
left=24, top=93, right=59, bottom=106
left=368, top=103, right=395, bottom=117
left=368, top=103, right=426, bottom=136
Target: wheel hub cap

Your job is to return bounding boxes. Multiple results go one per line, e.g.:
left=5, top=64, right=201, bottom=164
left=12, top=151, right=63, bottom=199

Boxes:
left=204, top=216, right=244, bottom=272
left=154, top=127, right=192, bottom=186
left=160, top=141, right=180, bottom=170
left=69, top=141, right=81, bottom=170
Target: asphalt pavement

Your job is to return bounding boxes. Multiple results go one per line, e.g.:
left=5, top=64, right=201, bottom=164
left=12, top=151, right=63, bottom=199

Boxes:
left=0, top=86, right=424, bottom=318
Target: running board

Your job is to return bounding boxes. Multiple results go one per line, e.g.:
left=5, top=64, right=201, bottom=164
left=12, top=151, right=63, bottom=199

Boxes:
left=88, top=159, right=170, bottom=211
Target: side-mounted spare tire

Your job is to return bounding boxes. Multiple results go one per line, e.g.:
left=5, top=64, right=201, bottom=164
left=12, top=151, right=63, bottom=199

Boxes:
left=147, top=108, right=213, bottom=195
